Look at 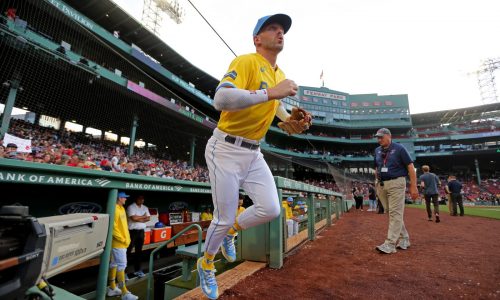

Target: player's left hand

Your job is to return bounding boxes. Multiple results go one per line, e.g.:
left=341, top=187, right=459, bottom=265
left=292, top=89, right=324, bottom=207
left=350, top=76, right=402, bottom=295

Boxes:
left=278, top=107, right=312, bottom=135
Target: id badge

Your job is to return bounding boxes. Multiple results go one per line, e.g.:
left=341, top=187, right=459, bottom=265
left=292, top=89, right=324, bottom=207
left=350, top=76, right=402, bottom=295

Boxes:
left=381, top=167, right=388, bottom=173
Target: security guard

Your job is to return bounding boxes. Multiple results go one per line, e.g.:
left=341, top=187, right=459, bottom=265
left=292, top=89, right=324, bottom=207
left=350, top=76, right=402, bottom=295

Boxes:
left=374, top=128, right=418, bottom=254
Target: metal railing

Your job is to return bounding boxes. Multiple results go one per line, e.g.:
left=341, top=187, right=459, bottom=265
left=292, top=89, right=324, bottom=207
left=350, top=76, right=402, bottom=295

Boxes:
left=146, top=223, right=203, bottom=300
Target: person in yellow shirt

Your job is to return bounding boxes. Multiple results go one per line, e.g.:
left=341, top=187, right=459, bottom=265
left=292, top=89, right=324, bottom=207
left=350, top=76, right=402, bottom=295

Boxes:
left=283, top=197, right=298, bottom=237
left=201, top=207, right=213, bottom=221
left=107, top=192, right=137, bottom=300
left=198, top=14, right=312, bottom=299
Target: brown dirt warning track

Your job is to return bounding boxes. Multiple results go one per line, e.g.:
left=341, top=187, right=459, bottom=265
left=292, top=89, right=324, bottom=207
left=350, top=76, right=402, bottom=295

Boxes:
left=220, top=208, right=500, bottom=299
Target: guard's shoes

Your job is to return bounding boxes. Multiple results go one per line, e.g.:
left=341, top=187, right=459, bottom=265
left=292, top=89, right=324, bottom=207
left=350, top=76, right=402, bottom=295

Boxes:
left=435, top=215, right=440, bottom=223
left=107, top=287, right=122, bottom=297
left=197, top=257, right=219, bottom=300
left=396, top=239, right=411, bottom=250
left=376, top=243, right=397, bottom=254
left=121, top=292, right=138, bottom=300
left=221, top=234, right=237, bottom=262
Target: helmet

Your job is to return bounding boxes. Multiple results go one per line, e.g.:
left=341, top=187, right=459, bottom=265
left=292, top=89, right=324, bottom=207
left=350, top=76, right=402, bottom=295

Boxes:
left=154, top=222, right=165, bottom=228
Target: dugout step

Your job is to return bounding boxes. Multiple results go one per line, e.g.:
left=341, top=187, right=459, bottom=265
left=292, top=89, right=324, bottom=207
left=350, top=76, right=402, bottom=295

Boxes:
left=174, top=261, right=266, bottom=300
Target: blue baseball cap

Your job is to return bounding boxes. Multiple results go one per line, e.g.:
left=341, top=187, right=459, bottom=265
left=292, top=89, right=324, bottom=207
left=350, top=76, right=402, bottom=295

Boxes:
left=118, top=192, right=130, bottom=198
left=253, top=14, right=292, bottom=36
left=287, top=197, right=294, bottom=202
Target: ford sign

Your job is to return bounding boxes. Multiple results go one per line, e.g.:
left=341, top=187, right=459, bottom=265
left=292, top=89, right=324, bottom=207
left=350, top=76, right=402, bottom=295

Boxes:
left=58, top=202, right=102, bottom=214
left=169, top=201, right=188, bottom=211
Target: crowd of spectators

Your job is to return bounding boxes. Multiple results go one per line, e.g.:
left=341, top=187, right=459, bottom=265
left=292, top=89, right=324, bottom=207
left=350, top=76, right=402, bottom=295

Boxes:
left=1, top=120, right=209, bottom=182
left=2, top=120, right=498, bottom=204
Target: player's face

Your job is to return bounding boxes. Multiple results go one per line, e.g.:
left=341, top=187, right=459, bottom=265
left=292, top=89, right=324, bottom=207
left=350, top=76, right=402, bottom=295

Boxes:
left=256, top=23, right=285, bottom=52
left=118, top=197, right=127, bottom=206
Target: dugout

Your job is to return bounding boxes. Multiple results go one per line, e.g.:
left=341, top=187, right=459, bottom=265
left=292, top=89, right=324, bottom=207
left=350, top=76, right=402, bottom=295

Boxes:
left=0, top=159, right=347, bottom=299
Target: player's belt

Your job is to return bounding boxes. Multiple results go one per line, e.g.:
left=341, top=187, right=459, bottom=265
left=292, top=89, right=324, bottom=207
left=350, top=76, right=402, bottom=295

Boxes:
left=224, top=135, right=260, bottom=150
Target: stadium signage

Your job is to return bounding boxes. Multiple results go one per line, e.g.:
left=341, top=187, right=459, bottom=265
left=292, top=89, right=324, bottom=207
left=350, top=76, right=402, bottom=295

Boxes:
left=58, top=202, right=102, bottom=214
left=303, top=89, right=346, bottom=101
left=47, top=0, right=94, bottom=30
left=0, top=170, right=211, bottom=193
left=123, top=182, right=210, bottom=193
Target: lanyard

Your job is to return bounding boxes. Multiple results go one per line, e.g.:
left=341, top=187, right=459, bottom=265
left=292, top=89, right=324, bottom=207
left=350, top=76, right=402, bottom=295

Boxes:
left=382, top=143, right=392, bottom=167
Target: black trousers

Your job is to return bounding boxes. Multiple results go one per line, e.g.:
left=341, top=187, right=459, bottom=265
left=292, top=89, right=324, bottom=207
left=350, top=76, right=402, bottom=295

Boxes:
left=127, top=229, right=145, bottom=272
left=355, top=196, right=363, bottom=209
left=377, top=199, right=384, bottom=213
left=424, top=194, right=440, bottom=218
left=451, top=193, right=464, bottom=216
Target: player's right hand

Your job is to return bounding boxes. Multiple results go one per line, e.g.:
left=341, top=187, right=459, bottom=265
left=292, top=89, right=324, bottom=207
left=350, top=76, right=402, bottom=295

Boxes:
left=267, top=79, right=298, bottom=99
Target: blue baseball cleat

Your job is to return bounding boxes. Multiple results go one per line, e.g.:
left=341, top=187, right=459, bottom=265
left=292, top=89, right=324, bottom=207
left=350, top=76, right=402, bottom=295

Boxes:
left=197, top=257, right=219, bottom=299
left=221, top=234, right=237, bottom=262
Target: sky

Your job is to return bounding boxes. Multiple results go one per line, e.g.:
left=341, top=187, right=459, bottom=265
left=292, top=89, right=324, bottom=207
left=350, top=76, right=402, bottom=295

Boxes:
left=113, top=0, right=500, bottom=114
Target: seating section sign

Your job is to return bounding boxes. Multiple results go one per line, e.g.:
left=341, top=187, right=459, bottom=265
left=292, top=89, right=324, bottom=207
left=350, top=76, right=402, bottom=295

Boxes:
left=169, top=213, right=184, bottom=225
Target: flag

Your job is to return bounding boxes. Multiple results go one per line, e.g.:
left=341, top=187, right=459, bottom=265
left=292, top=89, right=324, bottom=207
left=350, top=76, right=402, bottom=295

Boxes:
left=320, top=70, right=324, bottom=87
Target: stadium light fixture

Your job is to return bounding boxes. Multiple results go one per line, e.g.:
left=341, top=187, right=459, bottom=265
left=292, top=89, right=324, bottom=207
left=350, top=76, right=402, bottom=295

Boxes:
left=71, top=120, right=76, bottom=123
left=165, top=146, right=169, bottom=149
left=22, top=107, right=28, bottom=110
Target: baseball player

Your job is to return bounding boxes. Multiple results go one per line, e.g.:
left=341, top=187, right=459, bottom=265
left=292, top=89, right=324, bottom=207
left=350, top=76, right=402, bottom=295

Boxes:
left=197, top=14, right=312, bottom=299
left=107, top=192, right=138, bottom=300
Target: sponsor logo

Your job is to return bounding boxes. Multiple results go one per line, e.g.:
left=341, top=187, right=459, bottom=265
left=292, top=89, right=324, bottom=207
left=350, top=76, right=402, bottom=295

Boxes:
left=169, top=201, right=188, bottom=211
left=58, top=202, right=102, bottom=214
left=95, top=178, right=111, bottom=187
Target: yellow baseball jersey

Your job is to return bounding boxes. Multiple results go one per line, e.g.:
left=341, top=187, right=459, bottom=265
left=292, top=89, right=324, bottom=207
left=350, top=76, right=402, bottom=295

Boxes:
left=112, top=204, right=131, bottom=249
left=282, top=201, right=293, bottom=220
left=201, top=212, right=213, bottom=221
left=216, top=53, right=286, bottom=140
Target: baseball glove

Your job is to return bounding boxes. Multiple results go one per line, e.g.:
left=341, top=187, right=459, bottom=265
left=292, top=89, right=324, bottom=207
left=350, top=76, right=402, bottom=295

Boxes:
left=278, top=107, right=312, bottom=135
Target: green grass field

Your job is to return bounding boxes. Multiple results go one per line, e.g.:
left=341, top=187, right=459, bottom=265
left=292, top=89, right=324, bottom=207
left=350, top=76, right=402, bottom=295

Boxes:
left=407, top=203, right=500, bottom=220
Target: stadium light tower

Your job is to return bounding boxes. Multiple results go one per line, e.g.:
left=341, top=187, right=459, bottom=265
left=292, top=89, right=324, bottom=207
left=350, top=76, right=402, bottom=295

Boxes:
left=472, top=57, right=500, bottom=104
left=142, top=0, right=184, bottom=35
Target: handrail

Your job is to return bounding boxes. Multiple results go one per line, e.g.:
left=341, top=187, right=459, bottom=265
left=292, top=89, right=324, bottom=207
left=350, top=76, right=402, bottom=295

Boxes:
left=146, top=224, right=203, bottom=300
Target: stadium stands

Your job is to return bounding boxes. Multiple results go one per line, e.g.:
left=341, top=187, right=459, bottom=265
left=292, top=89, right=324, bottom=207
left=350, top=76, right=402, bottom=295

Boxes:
left=2, top=119, right=210, bottom=182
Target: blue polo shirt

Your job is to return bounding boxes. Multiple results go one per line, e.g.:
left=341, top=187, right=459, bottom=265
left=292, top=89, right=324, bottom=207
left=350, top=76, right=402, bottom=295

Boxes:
left=448, top=180, right=462, bottom=194
left=374, top=142, right=413, bottom=181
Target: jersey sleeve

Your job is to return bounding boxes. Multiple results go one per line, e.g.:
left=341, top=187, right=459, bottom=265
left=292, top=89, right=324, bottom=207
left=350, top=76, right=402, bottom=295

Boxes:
left=216, top=55, right=254, bottom=91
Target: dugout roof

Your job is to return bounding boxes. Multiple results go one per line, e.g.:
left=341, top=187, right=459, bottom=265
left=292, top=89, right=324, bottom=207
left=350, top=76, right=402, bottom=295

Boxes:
left=65, top=0, right=219, bottom=99
left=411, top=102, right=500, bottom=126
